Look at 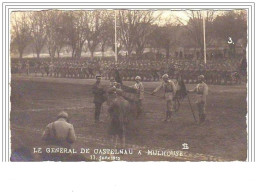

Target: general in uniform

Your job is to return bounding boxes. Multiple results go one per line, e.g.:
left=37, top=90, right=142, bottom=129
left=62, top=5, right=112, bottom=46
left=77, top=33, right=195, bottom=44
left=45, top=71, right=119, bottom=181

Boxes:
left=152, top=74, right=176, bottom=122
left=188, top=75, right=208, bottom=123
left=92, top=75, right=106, bottom=123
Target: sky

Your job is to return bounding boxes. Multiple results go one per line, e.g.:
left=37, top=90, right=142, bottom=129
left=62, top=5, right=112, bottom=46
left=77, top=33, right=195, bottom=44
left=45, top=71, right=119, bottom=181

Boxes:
left=10, top=10, right=197, bottom=20
left=11, top=9, right=244, bottom=26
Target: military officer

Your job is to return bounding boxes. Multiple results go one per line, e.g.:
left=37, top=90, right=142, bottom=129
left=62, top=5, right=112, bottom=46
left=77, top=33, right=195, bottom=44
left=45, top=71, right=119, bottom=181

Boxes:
left=42, top=111, right=76, bottom=147
left=132, top=76, right=144, bottom=118
left=92, top=75, right=106, bottom=123
left=188, top=75, right=208, bottom=124
left=151, top=74, right=176, bottom=122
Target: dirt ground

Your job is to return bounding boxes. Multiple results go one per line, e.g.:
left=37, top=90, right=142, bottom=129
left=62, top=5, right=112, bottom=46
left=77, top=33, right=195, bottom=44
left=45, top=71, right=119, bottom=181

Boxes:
left=10, top=75, right=247, bottom=161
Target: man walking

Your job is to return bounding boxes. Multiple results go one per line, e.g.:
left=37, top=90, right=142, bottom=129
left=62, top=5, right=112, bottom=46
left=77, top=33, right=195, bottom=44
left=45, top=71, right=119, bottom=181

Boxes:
left=188, top=75, right=208, bottom=124
left=151, top=74, right=176, bottom=122
left=92, top=75, right=106, bottom=123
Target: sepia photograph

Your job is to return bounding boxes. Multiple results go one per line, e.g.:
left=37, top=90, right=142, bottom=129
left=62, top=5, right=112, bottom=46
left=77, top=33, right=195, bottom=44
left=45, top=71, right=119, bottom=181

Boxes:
left=9, top=7, right=248, bottom=162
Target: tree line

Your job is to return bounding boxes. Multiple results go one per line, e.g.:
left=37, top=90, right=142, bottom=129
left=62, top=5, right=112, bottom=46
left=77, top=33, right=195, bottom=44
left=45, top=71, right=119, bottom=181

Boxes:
left=11, top=10, right=247, bottom=59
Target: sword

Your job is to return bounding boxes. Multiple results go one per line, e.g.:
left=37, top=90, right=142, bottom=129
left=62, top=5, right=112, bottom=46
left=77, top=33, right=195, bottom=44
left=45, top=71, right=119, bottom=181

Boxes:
left=187, top=94, right=197, bottom=123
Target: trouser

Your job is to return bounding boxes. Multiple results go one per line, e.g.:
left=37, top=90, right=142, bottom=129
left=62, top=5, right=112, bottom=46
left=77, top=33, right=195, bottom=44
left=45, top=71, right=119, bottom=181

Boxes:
left=136, top=100, right=143, bottom=117
left=166, top=100, right=174, bottom=119
left=197, top=101, right=206, bottom=123
left=94, top=102, right=103, bottom=121
left=164, top=92, right=175, bottom=119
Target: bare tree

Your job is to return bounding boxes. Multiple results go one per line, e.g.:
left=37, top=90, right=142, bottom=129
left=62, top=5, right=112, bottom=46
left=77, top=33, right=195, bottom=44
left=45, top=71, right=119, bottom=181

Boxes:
left=43, top=10, right=67, bottom=59
left=134, top=11, right=161, bottom=58
left=72, top=11, right=88, bottom=58
left=213, top=10, right=247, bottom=52
left=11, top=12, right=31, bottom=59
left=44, top=11, right=57, bottom=59
left=148, top=24, right=181, bottom=59
left=63, top=11, right=101, bottom=59
left=85, top=10, right=104, bottom=59
left=99, top=11, right=114, bottom=57
left=30, top=11, right=46, bottom=58
left=62, top=12, right=77, bottom=58
left=118, top=10, right=161, bottom=59
left=177, top=10, right=215, bottom=58
left=118, top=10, right=138, bottom=58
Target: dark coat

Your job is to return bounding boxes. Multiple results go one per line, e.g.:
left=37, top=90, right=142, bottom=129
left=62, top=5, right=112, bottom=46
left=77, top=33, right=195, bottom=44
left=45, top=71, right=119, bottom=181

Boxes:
left=92, top=82, right=106, bottom=104
left=114, top=70, right=122, bottom=84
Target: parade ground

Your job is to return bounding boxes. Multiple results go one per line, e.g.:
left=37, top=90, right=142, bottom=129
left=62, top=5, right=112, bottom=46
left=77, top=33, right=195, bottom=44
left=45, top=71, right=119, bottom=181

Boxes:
left=10, top=75, right=247, bottom=161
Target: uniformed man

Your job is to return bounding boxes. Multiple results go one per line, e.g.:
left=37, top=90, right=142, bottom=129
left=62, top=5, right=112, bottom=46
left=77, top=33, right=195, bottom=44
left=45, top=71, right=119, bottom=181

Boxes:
left=151, top=74, right=176, bottom=122
left=188, top=75, right=208, bottom=124
left=132, top=76, right=144, bottom=118
left=42, top=111, right=76, bottom=147
left=26, top=61, right=30, bottom=75
left=92, top=75, right=106, bottom=123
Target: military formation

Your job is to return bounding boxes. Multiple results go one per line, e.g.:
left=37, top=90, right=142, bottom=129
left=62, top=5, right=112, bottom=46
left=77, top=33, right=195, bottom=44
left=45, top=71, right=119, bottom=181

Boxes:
left=11, top=58, right=243, bottom=85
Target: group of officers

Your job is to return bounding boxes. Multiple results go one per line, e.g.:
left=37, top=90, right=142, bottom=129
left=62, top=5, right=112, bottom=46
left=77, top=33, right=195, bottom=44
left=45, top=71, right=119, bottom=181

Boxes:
left=11, top=58, right=243, bottom=85
left=92, top=72, right=208, bottom=124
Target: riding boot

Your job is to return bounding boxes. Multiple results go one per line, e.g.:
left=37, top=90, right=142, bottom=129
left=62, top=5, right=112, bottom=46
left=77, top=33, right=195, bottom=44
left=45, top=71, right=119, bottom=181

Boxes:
left=166, top=111, right=172, bottom=122
left=202, top=114, right=206, bottom=122
left=199, top=114, right=204, bottom=124
left=162, top=111, right=169, bottom=122
left=198, top=114, right=202, bottom=124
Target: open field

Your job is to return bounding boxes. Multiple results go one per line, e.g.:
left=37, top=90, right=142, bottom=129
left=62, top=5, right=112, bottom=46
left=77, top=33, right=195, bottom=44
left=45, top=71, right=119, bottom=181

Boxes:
left=10, top=75, right=247, bottom=161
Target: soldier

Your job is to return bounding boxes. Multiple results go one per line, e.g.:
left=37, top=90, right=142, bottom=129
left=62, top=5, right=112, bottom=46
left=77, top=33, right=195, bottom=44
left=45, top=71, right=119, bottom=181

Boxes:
left=49, top=62, right=54, bottom=77
left=41, top=111, right=79, bottom=161
left=188, top=75, right=208, bottom=124
left=26, top=61, right=30, bottom=75
left=42, top=111, right=76, bottom=145
left=151, top=74, right=176, bottom=122
left=132, top=76, right=144, bottom=118
left=92, top=75, right=107, bottom=123
left=44, top=63, right=49, bottom=76
left=114, top=69, right=122, bottom=85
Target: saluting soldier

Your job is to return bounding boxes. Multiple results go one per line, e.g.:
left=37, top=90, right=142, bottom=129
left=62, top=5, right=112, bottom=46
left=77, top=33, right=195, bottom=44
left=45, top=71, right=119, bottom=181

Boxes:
left=188, top=75, right=208, bottom=124
left=92, top=75, right=107, bottom=123
left=151, top=74, right=176, bottom=122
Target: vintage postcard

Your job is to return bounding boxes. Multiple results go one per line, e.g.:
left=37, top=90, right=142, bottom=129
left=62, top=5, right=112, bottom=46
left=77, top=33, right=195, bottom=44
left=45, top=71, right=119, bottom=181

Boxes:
left=2, top=2, right=255, bottom=162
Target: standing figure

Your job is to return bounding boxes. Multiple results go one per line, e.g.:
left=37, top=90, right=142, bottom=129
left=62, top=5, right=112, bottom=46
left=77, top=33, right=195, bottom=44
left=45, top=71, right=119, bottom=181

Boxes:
left=188, top=75, right=208, bottom=124
left=26, top=61, right=30, bottom=75
left=92, top=75, right=106, bottom=123
left=114, top=69, right=122, bottom=85
left=151, top=74, right=176, bottom=122
left=132, top=76, right=144, bottom=118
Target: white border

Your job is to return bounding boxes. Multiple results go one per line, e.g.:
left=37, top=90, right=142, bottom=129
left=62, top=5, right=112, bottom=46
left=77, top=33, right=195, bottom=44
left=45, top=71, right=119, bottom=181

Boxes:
left=0, top=1, right=256, bottom=195
left=2, top=1, right=255, bottom=162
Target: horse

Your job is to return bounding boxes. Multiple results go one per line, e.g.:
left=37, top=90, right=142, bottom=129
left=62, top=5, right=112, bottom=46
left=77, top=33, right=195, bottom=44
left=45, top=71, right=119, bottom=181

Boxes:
left=106, top=87, right=132, bottom=148
left=173, top=74, right=188, bottom=112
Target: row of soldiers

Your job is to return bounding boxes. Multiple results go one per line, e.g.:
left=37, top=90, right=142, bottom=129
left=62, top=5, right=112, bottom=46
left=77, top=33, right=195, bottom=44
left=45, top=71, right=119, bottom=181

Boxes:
left=11, top=58, right=243, bottom=85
